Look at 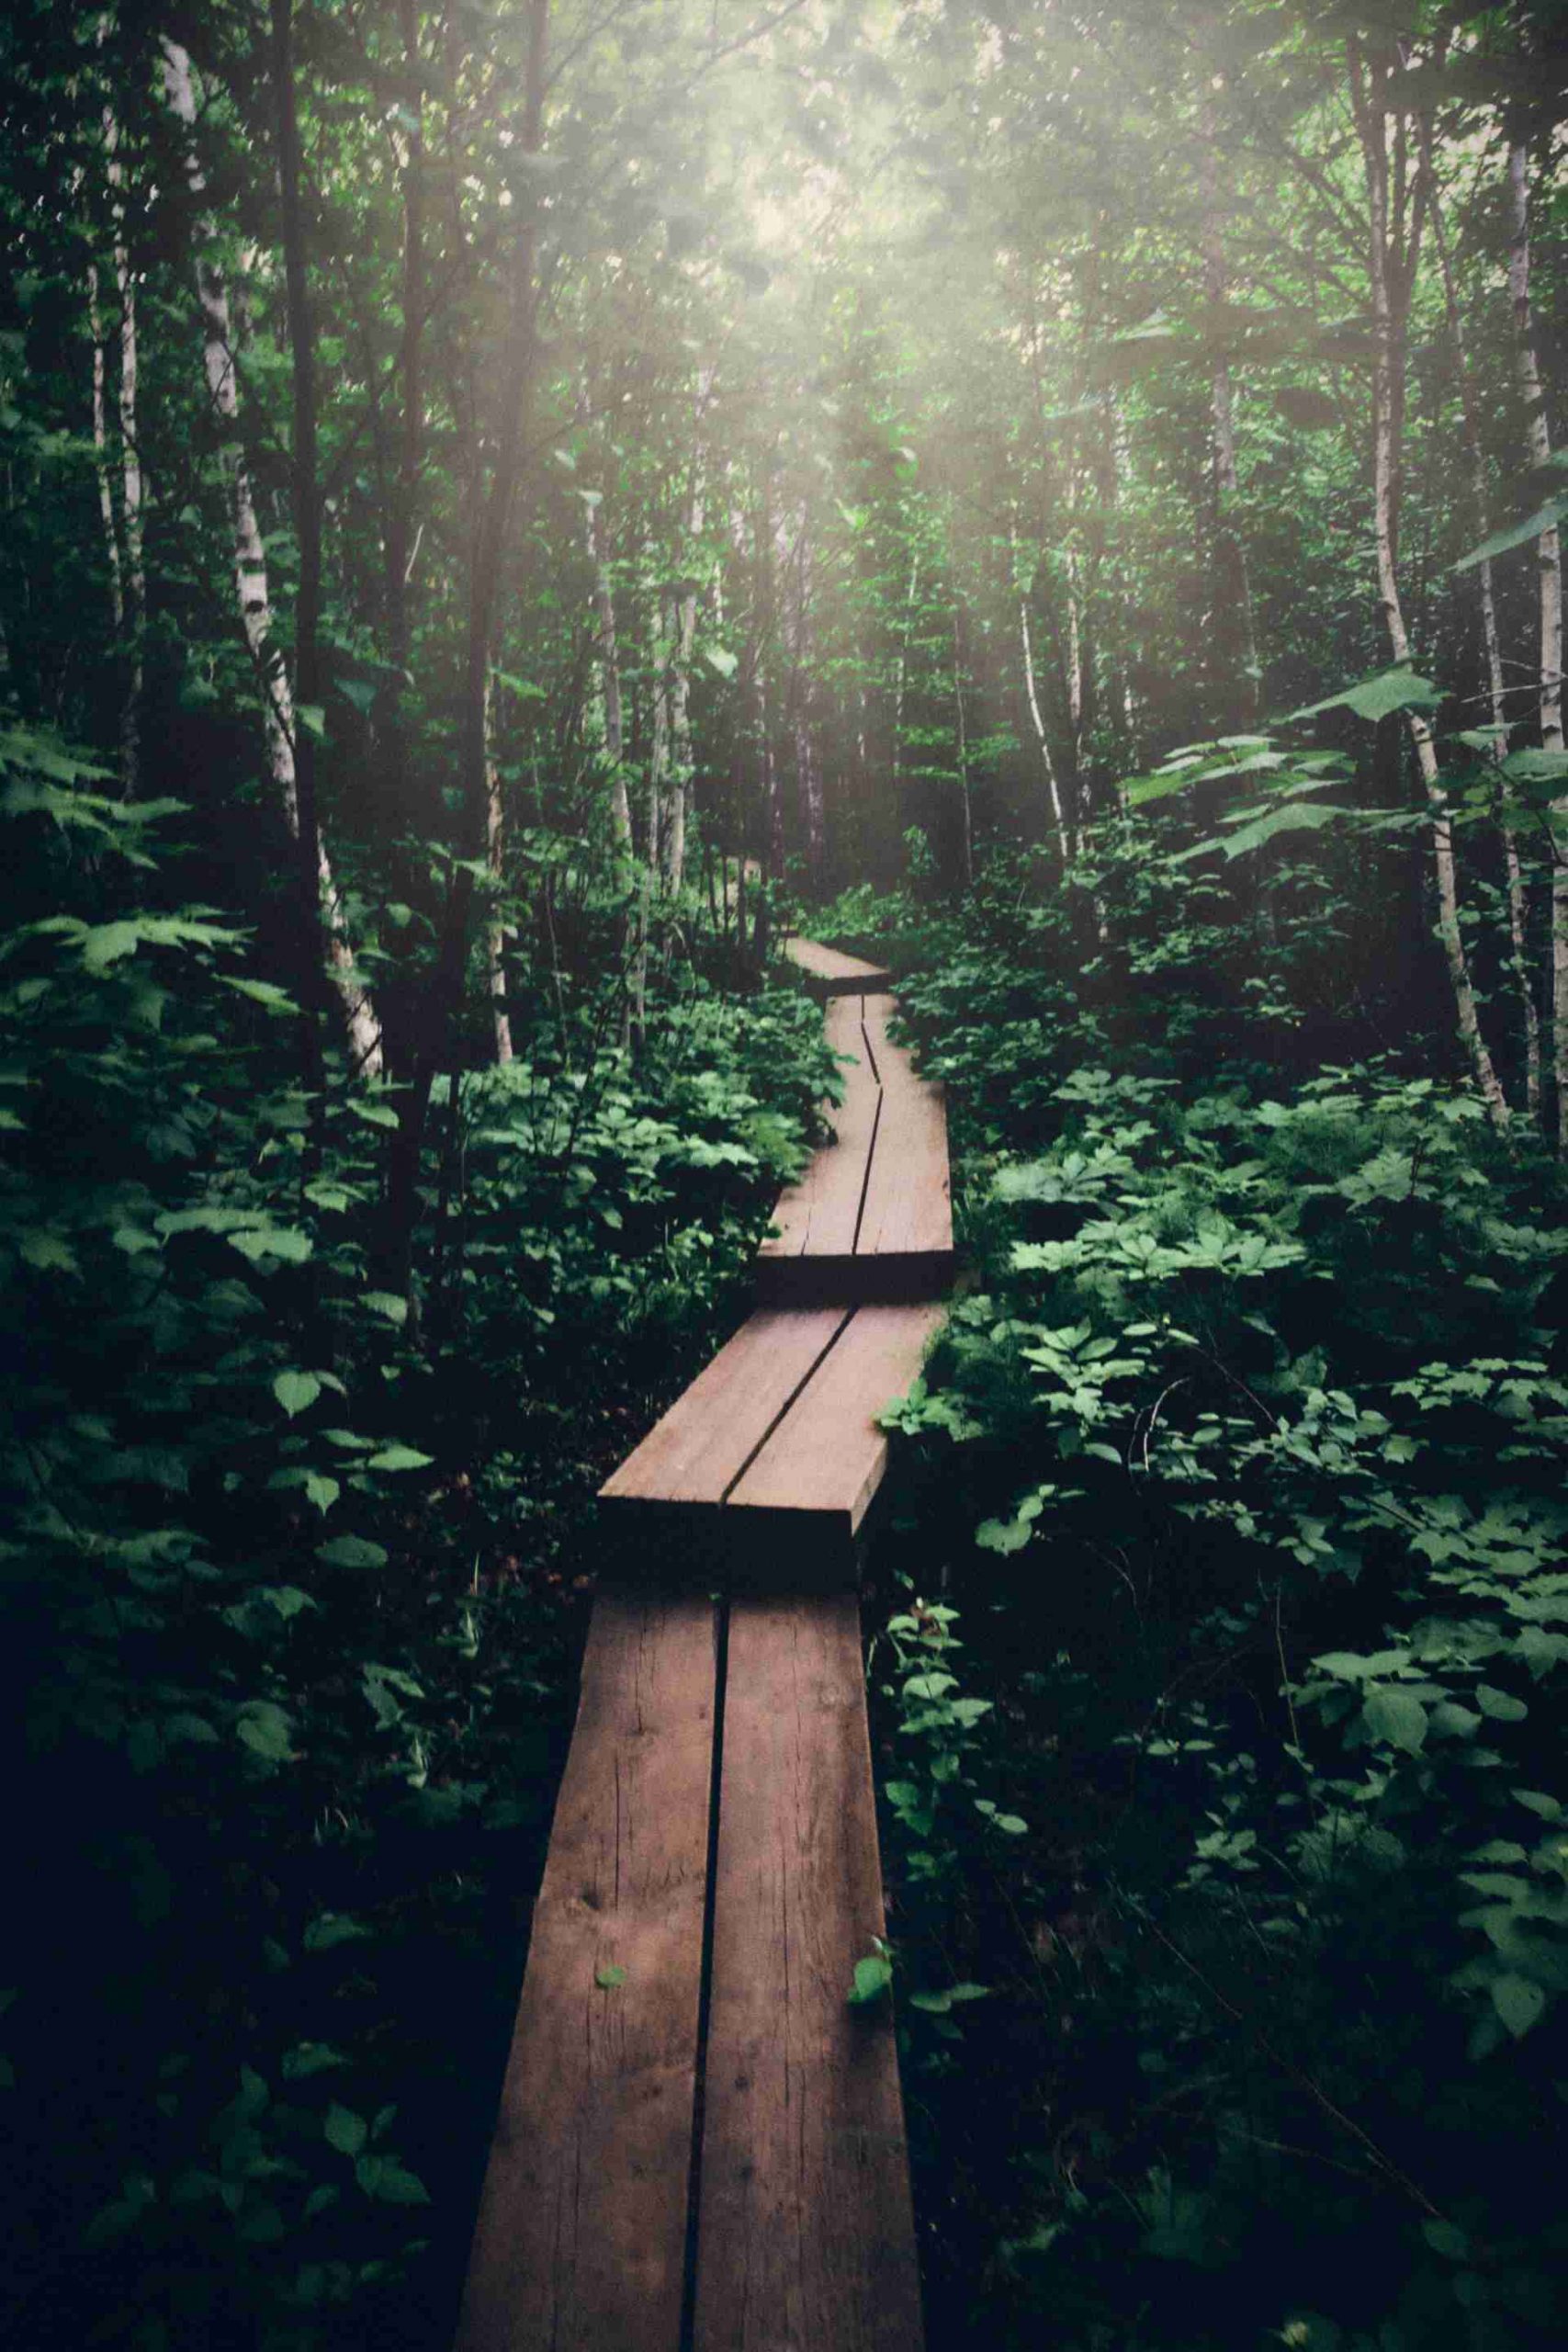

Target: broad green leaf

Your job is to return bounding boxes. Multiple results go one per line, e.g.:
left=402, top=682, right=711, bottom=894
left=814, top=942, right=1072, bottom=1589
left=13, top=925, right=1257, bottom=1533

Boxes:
left=848, top=1953, right=894, bottom=2006
left=595, top=1964, right=627, bottom=1989
left=79, top=921, right=143, bottom=973
left=19, top=1228, right=80, bottom=1276
left=274, top=1370, right=322, bottom=1419
left=1422, top=2219, right=1469, bottom=2261
left=236, top=1701, right=297, bottom=1763
left=1451, top=498, right=1566, bottom=574
left=220, top=976, right=299, bottom=1016
left=1287, top=667, right=1442, bottom=725
left=367, top=1446, right=434, bottom=1473
left=360, top=1290, right=409, bottom=1325
left=315, top=1535, right=388, bottom=1570
left=1361, top=1685, right=1427, bottom=1754
left=1499, top=749, right=1568, bottom=786
left=1491, top=1973, right=1545, bottom=2039
left=229, top=1224, right=312, bottom=1267
left=281, top=2043, right=344, bottom=2080
left=1211, top=802, right=1350, bottom=860
left=302, top=1912, right=372, bottom=1951
left=355, top=2155, right=429, bottom=2203
left=324, top=2103, right=367, bottom=2156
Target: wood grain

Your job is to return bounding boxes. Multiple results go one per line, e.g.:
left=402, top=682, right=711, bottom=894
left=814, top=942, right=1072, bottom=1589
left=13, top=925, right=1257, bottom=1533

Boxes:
left=728, top=1302, right=946, bottom=1542
left=693, top=1594, right=925, bottom=2352
left=758, top=994, right=879, bottom=1272
left=784, top=936, right=893, bottom=998
left=599, top=1307, right=850, bottom=1507
left=456, top=1591, right=716, bottom=2352
left=853, top=997, right=953, bottom=1278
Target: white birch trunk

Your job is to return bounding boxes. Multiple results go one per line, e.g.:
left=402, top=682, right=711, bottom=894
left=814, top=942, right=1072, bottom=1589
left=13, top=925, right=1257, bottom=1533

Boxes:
left=1428, top=159, right=1540, bottom=1118
left=1011, top=515, right=1069, bottom=861
left=160, top=38, right=381, bottom=1075
left=87, top=259, right=125, bottom=633
left=952, top=603, right=973, bottom=889
left=1507, top=139, right=1567, bottom=1148
left=482, top=673, right=513, bottom=1064
left=1351, top=43, right=1507, bottom=1124
left=103, top=101, right=143, bottom=797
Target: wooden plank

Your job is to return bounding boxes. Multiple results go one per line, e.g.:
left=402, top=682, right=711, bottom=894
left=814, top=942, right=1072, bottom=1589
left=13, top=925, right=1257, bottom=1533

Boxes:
left=599, top=1307, right=849, bottom=1508
left=854, top=997, right=953, bottom=1279
left=784, top=936, right=893, bottom=998
left=727, top=1303, right=945, bottom=1544
left=456, top=1591, right=716, bottom=2352
left=758, top=994, right=879, bottom=1272
left=693, top=1594, right=925, bottom=2352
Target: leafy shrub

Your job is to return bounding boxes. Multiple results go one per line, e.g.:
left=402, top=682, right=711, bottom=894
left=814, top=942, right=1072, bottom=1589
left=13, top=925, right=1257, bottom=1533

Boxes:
left=852, top=831, right=1568, bottom=2351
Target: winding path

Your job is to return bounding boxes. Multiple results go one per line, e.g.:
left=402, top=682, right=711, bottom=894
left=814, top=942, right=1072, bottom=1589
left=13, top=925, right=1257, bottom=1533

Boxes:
left=457, top=942, right=952, bottom=2352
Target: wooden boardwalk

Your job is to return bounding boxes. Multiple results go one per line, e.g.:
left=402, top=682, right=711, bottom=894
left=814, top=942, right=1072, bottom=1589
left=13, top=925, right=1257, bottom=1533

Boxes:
left=458, top=940, right=947, bottom=2352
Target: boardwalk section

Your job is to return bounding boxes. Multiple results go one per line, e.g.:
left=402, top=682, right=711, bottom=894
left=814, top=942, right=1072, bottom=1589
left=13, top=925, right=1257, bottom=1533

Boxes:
left=459, top=936, right=946, bottom=2352
left=455, top=1594, right=716, bottom=2352
left=785, top=934, right=894, bottom=999
left=758, top=969, right=953, bottom=1306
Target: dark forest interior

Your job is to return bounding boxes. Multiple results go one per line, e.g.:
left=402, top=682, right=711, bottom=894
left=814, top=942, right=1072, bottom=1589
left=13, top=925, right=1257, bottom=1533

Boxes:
left=3, top=0, right=1568, bottom=2346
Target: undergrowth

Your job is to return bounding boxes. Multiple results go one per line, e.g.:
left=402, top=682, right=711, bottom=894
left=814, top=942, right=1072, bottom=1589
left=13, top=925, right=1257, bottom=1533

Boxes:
left=830, top=828, right=1568, bottom=2352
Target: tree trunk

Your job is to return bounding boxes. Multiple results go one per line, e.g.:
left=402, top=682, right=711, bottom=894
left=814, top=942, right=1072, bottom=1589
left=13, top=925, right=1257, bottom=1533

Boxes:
left=1427, top=150, right=1540, bottom=1120
left=269, top=0, right=326, bottom=956
left=584, top=494, right=632, bottom=850
left=86, top=259, right=124, bottom=633
left=380, top=0, right=424, bottom=843
left=664, top=376, right=710, bottom=892
left=952, top=600, right=974, bottom=889
left=649, top=594, right=672, bottom=883
left=1349, top=39, right=1507, bottom=1124
left=668, top=579, right=697, bottom=891
left=102, top=99, right=143, bottom=798
left=1507, top=137, right=1567, bottom=1149
left=1198, top=73, right=1259, bottom=727
left=892, top=547, right=919, bottom=806
left=484, top=673, right=513, bottom=1064
left=161, top=36, right=381, bottom=1074
left=1011, top=514, right=1069, bottom=861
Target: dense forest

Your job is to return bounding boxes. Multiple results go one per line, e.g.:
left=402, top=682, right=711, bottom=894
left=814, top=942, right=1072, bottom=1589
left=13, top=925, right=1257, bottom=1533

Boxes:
left=4, top=0, right=1567, bottom=2344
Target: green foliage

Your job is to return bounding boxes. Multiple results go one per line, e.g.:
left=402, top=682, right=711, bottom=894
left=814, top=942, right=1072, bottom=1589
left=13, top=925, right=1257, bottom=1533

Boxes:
left=0, top=737, right=828, bottom=2348
left=850, top=844, right=1568, bottom=2350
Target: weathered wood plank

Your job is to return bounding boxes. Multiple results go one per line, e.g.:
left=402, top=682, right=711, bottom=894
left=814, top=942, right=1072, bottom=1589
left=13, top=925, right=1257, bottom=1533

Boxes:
left=599, top=1307, right=849, bottom=1508
left=758, top=995, right=879, bottom=1274
left=693, top=1594, right=925, bottom=2352
left=727, top=1302, right=945, bottom=1547
left=784, top=936, right=893, bottom=998
left=456, top=1591, right=716, bottom=2352
left=853, top=997, right=953, bottom=1283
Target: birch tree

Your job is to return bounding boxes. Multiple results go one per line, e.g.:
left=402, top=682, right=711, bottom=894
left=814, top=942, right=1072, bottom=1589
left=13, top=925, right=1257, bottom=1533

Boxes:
left=1426, top=142, right=1540, bottom=1119
left=100, top=87, right=143, bottom=797
left=160, top=37, right=380, bottom=1073
left=1348, top=39, right=1507, bottom=1125
left=1506, top=136, right=1567, bottom=1148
